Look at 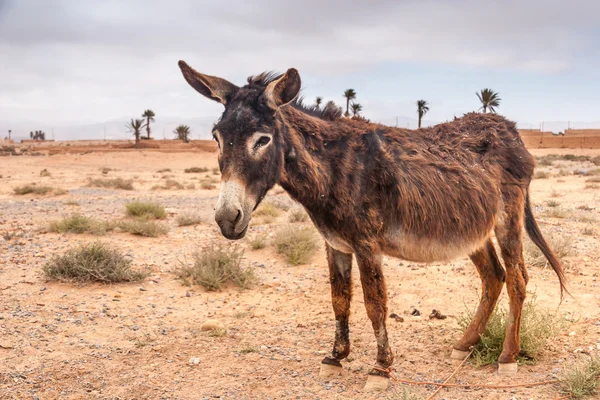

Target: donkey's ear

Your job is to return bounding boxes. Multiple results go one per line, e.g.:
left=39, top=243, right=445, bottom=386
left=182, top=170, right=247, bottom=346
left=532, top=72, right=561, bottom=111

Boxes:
left=263, top=68, right=301, bottom=109
left=178, top=60, right=239, bottom=105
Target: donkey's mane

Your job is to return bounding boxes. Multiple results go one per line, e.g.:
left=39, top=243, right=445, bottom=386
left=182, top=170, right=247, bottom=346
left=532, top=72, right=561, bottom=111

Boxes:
left=246, top=72, right=342, bottom=121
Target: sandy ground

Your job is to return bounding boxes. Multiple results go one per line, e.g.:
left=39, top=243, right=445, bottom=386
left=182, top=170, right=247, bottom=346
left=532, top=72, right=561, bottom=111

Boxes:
left=0, top=148, right=599, bottom=400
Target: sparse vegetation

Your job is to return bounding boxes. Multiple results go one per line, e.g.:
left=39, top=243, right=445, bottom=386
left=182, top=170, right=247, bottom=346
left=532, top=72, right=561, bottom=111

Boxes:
left=125, top=201, right=166, bottom=219
left=524, top=233, right=574, bottom=268
left=543, top=207, right=569, bottom=219
left=100, top=167, right=112, bottom=174
left=274, top=225, right=319, bottom=265
left=238, top=346, right=257, bottom=354
left=118, top=219, right=169, bottom=237
left=176, top=213, right=203, bottom=226
left=152, top=179, right=183, bottom=190
left=184, top=167, right=209, bottom=173
left=64, top=199, right=80, bottom=206
left=248, top=234, right=267, bottom=250
left=88, top=178, right=134, bottom=190
left=40, top=169, right=51, bottom=177
left=546, top=200, right=561, bottom=208
left=156, top=168, right=171, bottom=173
left=584, top=184, right=599, bottom=190
left=591, top=156, right=600, bottom=166
left=582, top=227, right=595, bottom=236
left=48, top=214, right=115, bottom=235
left=458, top=294, right=565, bottom=366
left=562, top=154, right=590, bottom=162
left=200, top=180, right=216, bottom=190
left=559, top=357, right=600, bottom=398
left=534, top=170, right=550, bottom=179
left=586, top=177, right=600, bottom=183
left=13, top=184, right=65, bottom=195
left=255, top=201, right=281, bottom=218
left=43, top=242, right=146, bottom=284
left=288, top=208, right=309, bottom=223
left=177, top=245, right=256, bottom=291
left=212, top=167, right=220, bottom=175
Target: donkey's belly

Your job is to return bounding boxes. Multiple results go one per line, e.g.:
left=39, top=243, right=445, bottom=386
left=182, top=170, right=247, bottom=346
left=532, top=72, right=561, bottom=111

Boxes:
left=382, top=226, right=490, bottom=263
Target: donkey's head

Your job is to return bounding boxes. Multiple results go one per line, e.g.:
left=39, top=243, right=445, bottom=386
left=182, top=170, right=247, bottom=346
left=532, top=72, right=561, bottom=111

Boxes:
left=178, top=61, right=301, bottom=240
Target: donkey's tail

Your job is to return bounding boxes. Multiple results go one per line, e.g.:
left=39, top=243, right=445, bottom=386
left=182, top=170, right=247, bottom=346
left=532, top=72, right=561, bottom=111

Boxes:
left=524, top=188, right=568, bottom=298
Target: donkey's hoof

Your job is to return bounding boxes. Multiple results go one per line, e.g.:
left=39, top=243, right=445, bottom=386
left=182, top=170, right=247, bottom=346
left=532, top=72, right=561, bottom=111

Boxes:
left=498, top=362, right=518, bottom=376
left=319, top=358, right=343, bottom=378
left=364, top=374, right=389, bottom=392
left=450, top=349, right=471, bottom=360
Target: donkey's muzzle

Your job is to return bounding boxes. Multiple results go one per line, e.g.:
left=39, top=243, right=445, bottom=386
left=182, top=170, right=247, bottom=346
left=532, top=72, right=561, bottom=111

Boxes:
left=215, top=205, right=247, bottom=240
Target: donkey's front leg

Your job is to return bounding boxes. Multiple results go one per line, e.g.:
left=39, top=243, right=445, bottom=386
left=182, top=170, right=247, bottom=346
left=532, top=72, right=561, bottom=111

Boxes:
left=320, top=244, right=353, bottom=377
left=355, top=248, right=393, bottom=391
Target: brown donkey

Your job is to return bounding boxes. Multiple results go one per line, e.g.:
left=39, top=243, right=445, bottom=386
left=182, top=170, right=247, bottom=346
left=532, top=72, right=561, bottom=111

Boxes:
left=178, top=61, right=567, bottom=391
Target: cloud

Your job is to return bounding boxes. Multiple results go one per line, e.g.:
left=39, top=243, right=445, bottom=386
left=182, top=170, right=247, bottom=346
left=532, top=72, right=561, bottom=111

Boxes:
left=0, top=0, right=598, bottom=128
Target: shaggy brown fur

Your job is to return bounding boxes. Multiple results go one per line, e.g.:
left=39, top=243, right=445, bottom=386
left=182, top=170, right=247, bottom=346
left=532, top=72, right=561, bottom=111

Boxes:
left=178, top=61, right=567, bottom=380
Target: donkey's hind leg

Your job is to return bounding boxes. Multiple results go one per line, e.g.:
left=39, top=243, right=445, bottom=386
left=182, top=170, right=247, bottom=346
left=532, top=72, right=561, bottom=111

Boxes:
left=452, top=239, right=505, bottom=360
left=495, top=187, right=529, bottom=376
left=320, top=244, right=353, bottom=378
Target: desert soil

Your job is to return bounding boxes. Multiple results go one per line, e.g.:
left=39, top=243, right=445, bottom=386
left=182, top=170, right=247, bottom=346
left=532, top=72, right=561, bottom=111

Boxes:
left=1, top=147, right=599, bottom=400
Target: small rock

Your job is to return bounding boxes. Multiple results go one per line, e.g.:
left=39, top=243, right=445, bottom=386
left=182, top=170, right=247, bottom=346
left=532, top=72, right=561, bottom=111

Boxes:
left=139, top=287, right=147, bottom=292
left=411, top=309, right=421, bottom=317
left=201, top=319, right=224, bottom=331
left=132, top=325, right=139, bottom=331
left=188, top=357, right=201, bottom=365
left=186, top=292, right=191, bottom=297
left=569, top=331, right=576, bottom=336
left=389, top=313, right=404, bottom=322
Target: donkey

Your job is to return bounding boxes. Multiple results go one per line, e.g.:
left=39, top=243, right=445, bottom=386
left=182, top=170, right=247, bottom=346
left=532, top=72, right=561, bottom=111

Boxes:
left=177, top=61, right=566, bottom=391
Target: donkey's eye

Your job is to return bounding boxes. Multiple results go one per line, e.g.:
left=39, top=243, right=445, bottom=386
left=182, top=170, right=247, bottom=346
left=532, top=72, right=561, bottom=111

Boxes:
left=254, top=136, right=271, bottom=149
left=212, top=135, right=220, bottom=148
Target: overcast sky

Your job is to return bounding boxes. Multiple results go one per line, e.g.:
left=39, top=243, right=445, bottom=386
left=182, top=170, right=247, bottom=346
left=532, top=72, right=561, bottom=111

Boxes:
left=0, top=0, right=599, bottom=138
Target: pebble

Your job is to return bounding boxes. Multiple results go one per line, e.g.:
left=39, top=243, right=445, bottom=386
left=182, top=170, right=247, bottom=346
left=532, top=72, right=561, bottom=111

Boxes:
left=201, top=319, right=224, bottom=331
left=188, top=357, right=201, bottom=365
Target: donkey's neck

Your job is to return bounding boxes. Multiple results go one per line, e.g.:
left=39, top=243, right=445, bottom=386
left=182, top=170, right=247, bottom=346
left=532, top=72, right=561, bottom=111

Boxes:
left=277, top=107, right=335, bottom=208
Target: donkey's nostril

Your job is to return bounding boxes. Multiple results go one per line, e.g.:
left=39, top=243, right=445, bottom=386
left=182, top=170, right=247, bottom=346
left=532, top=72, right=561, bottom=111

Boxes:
left=234, top=209, right=242, bottom=225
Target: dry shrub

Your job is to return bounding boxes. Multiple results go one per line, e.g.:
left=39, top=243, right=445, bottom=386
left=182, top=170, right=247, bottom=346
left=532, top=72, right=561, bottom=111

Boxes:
left=40, top=169, right=51, bottom=177
left=13, top=184, right=65, bottom=195
left=156, top=168, right=171, bottom=173
left=176, top=213, right=204, bottom=226
left=582, top=227, right=595, bottom=236
left=88, top=178, right=134, bottom=190
left=562, top=154, right=590, bottom=162
left=125, top=200, right=166, bottom=219
left=43, top=242, right=146, bottom=283
left=584, top=184, right=599, bottom=190
left=200, top=180, right=216, bottom=190
left=118, top=219, right=168, bottom=237
left=524, top=233, right=574, bottom=268
left=152, top=179, right=183, bottom=190
left=288, top=208, right=309, bottom=223
left=248, top=234, right=267, bottom=250
left=559, top=357, right=600, bottom=398
left=49, top=214, right=115, bottom=235
left=274, top=225, right=319, bottom=265
left=543, top=207, right=569, bottom=219
left=177, top=245, right=256, bottom=291
left=255, top=201, right=281, bottom=218
left=591, top=156, right=600, bottom=166
left=212, top=167, right=220, bottom=175
left=458, top=294, right=565, bottom=366
left=184, top=167, right=209, bottom=173
left=100, top=167, right=112, bottom=174
left=546, top=200, right=561, bottom=208
left=534, top=170, right=550, bottom=179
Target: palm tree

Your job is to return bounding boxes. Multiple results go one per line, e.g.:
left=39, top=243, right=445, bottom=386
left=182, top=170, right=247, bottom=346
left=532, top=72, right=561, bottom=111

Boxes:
left=127, top=118, right=146, bottom=148
left=343, top=89, right=356, bottom=117
left=416, top=100, right=429, bottom=128
left=142, top=109, right=155, bottom=139
left=314, top=96, right=323, bottom=110
left=476, top=89, right=501, bottom=113
left=174, top=125, right=191, bottom=143
left=351, top=103, right=363, bottom=116
left=8, top=130, right=11, bottom=140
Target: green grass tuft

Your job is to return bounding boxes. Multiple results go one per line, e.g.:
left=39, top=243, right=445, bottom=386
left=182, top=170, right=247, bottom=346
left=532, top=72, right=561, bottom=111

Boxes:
left=48, top=214, right=115, bottom=235
left=458, top=294, right=565, bottom=366
left=559, top=357, right=600, bottom=398
left=125, top=201, right=166, bottom=219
